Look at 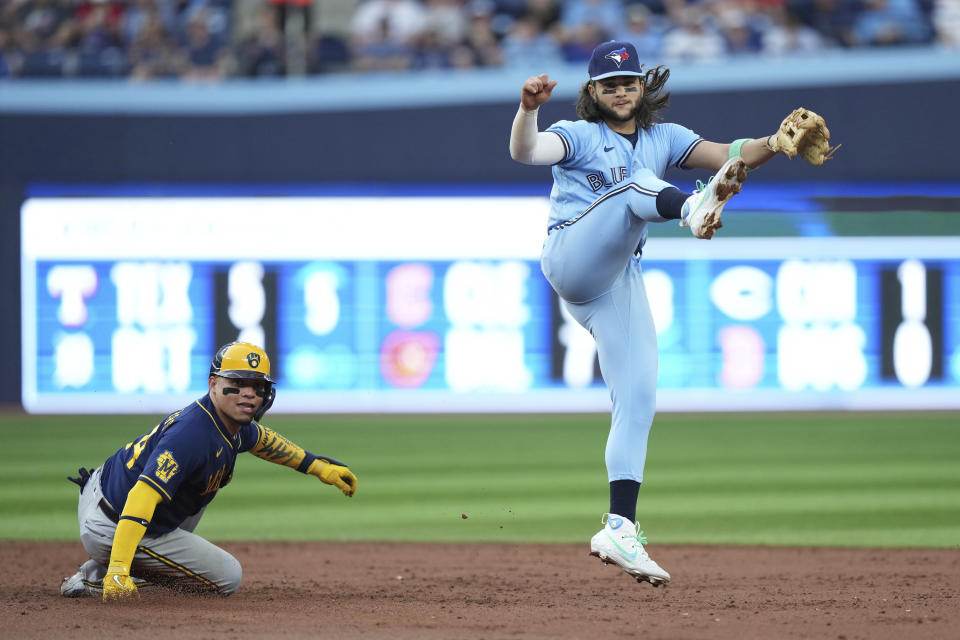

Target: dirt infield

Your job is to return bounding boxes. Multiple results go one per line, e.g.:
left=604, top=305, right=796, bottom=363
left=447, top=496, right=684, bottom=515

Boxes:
left=3, top=541, right=958, bottom=639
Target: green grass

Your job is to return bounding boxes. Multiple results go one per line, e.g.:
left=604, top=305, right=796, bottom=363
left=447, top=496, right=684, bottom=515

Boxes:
left=1, top=411, right=958, bottom=548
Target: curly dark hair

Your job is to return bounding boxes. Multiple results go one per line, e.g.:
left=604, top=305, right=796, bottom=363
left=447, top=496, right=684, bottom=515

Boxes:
left=575, top=65, right=671, bottom=131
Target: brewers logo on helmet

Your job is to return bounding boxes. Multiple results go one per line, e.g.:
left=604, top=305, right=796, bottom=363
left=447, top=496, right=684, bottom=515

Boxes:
left=209, top=342, right=276, bottom=420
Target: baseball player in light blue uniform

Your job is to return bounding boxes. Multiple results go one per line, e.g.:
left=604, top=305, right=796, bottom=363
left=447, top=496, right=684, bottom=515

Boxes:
left=510, top=40, right=787, bottom=586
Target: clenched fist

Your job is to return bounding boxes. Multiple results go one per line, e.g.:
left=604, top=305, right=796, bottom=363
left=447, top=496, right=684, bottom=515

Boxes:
left=521, top=74, right=558, bottom=113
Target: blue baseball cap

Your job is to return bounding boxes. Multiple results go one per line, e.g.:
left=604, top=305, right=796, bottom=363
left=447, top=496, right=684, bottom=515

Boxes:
left=588, top=41, right=644, bottom=81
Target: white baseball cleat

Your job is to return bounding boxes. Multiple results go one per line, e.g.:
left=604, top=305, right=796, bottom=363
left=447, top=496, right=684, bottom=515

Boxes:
left=589, top=513, right=671, bottom=587
left=60, top=570, right=92, bottom=597
left=679, top=156, right=748, bottom=239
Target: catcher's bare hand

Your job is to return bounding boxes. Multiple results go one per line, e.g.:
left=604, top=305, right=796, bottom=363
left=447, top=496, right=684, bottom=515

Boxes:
left=521, top=74, right=557, bottom=113
left=767, top=107, right=839, bottom=166
left=309, top=460, right=357, bottom=497
left=102, top=563, right=139, bottom=602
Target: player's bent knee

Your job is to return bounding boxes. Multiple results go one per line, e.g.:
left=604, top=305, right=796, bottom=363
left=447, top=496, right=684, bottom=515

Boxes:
left=215, top=556, right=242, bottom=596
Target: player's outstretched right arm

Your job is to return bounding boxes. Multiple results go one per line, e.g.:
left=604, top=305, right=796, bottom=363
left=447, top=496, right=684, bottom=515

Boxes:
left=509, top=74, right=566, bottom=166
left=248, top=424, right=357, bottom=497
left=306, top=459, right=357, bottom=497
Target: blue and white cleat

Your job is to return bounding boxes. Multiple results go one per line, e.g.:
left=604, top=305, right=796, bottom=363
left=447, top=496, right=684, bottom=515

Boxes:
left=589, top=513, right=671, bottom=586
left=680, top=156, right=748, bottom=239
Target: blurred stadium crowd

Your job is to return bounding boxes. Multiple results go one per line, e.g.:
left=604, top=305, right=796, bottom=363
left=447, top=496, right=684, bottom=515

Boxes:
left=0, top=0, right=958, bottom=80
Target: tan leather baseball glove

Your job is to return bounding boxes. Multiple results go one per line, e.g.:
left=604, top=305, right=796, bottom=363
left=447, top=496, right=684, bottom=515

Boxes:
left=767, top=107, right=840, bottom=166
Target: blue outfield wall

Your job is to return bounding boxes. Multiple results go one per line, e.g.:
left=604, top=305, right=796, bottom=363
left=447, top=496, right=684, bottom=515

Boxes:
left=1, top=49, right=959, bottom=406
left=1, top=77, right=958, bottom=185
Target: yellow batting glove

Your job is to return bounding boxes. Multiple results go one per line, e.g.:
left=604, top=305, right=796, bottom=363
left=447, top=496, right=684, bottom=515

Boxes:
left=308, top=459, right=358, bottom=497
left=102, top=562, right=140, bottom=602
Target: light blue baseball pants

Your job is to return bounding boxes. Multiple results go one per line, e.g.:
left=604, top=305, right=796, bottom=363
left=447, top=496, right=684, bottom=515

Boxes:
left=540, top=171, right=672, bottom=483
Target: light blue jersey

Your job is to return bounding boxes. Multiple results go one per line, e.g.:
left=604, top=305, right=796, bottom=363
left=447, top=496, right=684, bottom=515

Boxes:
left=540, top=118, right=701, bottom=484
left=545, top=120, right=701, bottom=229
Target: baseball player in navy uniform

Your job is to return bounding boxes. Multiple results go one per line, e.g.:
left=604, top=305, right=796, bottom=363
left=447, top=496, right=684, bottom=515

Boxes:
left=60, top=342, right=357, bottom=600
left=510, top=41, right=794, bottom=586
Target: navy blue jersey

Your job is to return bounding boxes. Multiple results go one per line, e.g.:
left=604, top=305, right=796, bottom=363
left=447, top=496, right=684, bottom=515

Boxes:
left=100, top=394, right=260, bottom=534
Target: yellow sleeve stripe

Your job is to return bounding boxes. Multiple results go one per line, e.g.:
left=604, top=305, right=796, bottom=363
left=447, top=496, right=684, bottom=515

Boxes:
left=139, top=475, right=173, bottom=502
left=195, top=399, right=235, bottom=448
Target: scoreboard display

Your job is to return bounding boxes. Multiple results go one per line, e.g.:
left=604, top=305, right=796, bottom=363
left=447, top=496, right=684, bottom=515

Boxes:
left=21, top=194, right=960, bottom=413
